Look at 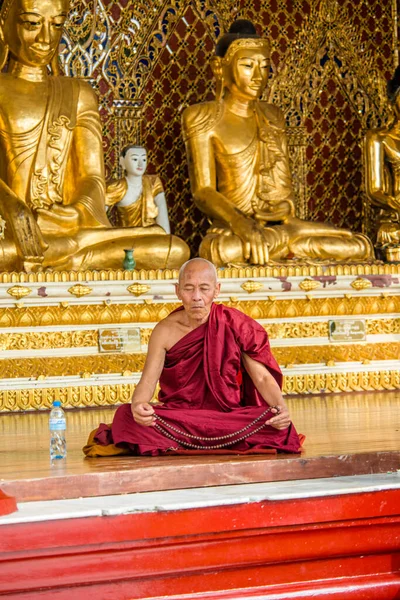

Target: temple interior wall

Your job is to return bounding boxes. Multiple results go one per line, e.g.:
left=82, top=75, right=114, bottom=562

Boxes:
left=60, top=0, right=398, bottom=256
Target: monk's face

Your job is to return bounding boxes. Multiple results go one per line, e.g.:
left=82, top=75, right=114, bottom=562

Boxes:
left=176, top=264, right=221, bottom=322
left=4, top=0, right=69, bottom=68
left=224, top=48, right=270, bottom=100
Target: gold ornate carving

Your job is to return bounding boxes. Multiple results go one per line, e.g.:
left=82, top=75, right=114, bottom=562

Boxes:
left=222, top=38, right=271, bottom=65
left=127, top=283, right=151, bottom=297
left=68, top=285, right=93, bottom=298
left=6, top=286, right=32, bottom=300
left=0, top=296, right=399, bottom=329
left=226, top=296, right=400, bottom=320
left=366, top=318, right=400, bottom=335
left=140, top=328, right=153, bottom=346
left=283, top=370, right=400, bottom=395
left=299, top=278, right=322, bottom=292
left=0, top=331, right=98, bottom=351
left=0, top=354, right=147, bottom=379
left=273, top=343, right=400, bottom=366
left=240, top=280, right=264, bottom=294
left=0, top=263, right=397, bottom=284
left=0, top=383, right=136, bottom=412
left=350, top=277, right=372, bottom=290
left=132, top=317, right=400, bottom=346
left=1, top=369, right=399, bottom=411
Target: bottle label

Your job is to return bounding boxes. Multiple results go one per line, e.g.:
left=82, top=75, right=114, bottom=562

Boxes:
left=49, top=418, right=66, bottom=431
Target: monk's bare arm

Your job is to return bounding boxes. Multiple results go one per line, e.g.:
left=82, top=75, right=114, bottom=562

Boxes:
left=242, top=353, right=290, bottom=430
left=131, top=322, right=168, bottom=426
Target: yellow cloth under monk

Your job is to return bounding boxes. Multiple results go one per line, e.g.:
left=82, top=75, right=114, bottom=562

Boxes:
left=106, top=174, right=162, bottom=228
left=83, top=426, right=131, bottom=458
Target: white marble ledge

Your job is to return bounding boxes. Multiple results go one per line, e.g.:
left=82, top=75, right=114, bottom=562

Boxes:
left=1, top=472, right=399, bottom=526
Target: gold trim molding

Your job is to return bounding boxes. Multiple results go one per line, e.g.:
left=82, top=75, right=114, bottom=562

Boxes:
left=0, top=354, right=146, bottom=379
left=0, top=318, right=398, bottom=351
left=1, top=342, right=399, bottom=379
left=0, top=383, right=136, bottom=412
left=0, top=330, right=98, bottom=351
left=283, top=370, right=400, bottom=395
left=0, top=262, right=399, bottom=284
left=274, top=342, right=400, bottom=366
left=1, top=369, right=399, bottom=411
left=0, top=296, right=399, bottom=328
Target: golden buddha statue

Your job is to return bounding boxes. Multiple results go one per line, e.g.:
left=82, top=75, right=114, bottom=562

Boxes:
left=106, top=145, right=171, bottom=233
left=182, top=20, right=373, bottom=266
left=365, top=66, right=400, bottom=261
left=0, top=0, right=189, bottom=271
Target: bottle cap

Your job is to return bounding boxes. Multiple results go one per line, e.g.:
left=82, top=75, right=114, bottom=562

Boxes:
left=53, top=400, right=61, bottom=407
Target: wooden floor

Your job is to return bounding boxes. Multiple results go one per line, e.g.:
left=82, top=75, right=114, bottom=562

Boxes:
left=1, top=391, right=400, bottom=503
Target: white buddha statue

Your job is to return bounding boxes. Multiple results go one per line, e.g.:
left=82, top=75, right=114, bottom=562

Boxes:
left=106, top=145, right=171, bottom=233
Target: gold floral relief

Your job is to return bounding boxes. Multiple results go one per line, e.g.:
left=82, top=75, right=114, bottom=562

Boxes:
left=0, top=330, right=98, bottom=351
left=1, top=369, right=399, bottom=411
left=0, top=354, right=146, bottom=379
left=0, top=383, right=136, bottom=412
left=0, top=296, right=399, bottom=329
left=274, top=342, right=400, bottom=366
left=283, top=370, right=400, bottom=395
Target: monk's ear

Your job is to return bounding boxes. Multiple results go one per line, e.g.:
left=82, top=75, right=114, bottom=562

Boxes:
left=175, top=282, right=181, bottom=299
left=214, top=283, right=221, bottom=298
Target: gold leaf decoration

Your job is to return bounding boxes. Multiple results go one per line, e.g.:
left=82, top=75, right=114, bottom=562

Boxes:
left=68, top=284, right=93, bottom=298
left=350, top=277, right=372, bottom=290
left=299, top=278, right=322, bottom=291
left=127, top=283, right=151, bottom=297
left=7, top=286, right=32, bottom=300
left=241, top=280, right=264, bottom=294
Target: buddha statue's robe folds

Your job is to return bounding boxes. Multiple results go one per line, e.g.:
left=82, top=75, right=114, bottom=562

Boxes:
left=364, top=122, right=400, bottom=252
left=182, top=22, right=373, bottom=266
left=0, top=0, right=189, bottom=272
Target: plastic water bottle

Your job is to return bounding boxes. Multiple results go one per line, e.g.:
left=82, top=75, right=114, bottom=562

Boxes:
left=49, top=400, right=67, bottom=462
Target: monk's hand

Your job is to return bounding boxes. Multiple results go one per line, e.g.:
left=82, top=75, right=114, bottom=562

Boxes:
left=131, top=402, right=156, bottom=427
left=231, top=215, right=269, bottom=265
left=266, top=406, right=291, bottom=430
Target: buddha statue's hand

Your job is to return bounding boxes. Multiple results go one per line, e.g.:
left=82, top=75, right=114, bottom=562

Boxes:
left=37, top=204, right=80, bottom=235
left=254, top=199, right=295, bottom=223
left=231, top=215, right=269, bottom=265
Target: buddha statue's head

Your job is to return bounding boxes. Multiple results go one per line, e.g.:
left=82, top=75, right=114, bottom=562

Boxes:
left=120, top=145, right=147, bottom=178
left=388, top=65, right=400, bottom=116
left=0, top=0, right=69, bottom=72
left=211, top=19, right=270, bottom=102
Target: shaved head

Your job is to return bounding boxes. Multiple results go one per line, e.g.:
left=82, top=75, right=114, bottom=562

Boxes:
left=178, top=258, right=218, bottom=284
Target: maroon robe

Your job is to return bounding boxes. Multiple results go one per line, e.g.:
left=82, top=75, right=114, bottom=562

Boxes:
left=86, top=304, right=303, bottom=456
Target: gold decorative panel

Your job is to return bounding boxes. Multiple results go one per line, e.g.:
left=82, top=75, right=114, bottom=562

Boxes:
left=0, top=296, right=399, bottom=329
left=0, top=354, right=146, bottom=379
left=274, top=342, right=400, bottom=366
left=283, top=369, right=400, bottom=395
left=1, top=370, right=399, bottom=410
left=59, top=0, right=398, bottom=255
left=0, top=383, right=136, bottom=412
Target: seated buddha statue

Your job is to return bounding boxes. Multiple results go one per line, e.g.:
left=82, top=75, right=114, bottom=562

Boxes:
left=364, top=66, right=400, bottom=259
left=106, top=145, right=171, bottom=234
left=0, top=0, right=189, bottom=271
left=182, top=20, right=373, bottom=266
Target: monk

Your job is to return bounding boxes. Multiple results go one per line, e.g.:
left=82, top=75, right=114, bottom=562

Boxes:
left=84, top=258, right=303, bottom=456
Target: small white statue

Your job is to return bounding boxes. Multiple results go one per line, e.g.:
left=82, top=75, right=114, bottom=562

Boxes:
left=106, top=145, right=171, bottom=233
